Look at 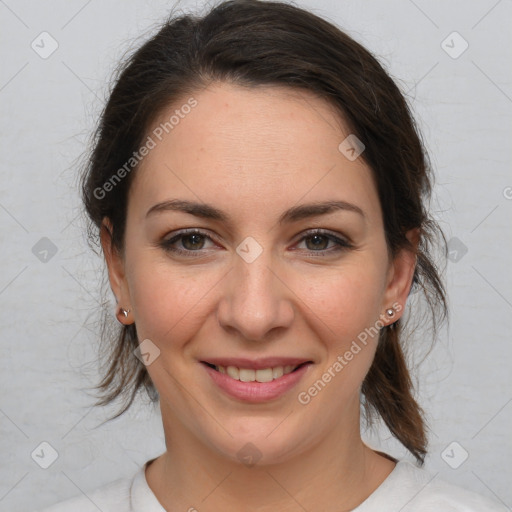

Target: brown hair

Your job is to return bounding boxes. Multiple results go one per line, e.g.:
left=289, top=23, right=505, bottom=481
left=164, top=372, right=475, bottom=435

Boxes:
left=82, top=0, right=447, bottom=465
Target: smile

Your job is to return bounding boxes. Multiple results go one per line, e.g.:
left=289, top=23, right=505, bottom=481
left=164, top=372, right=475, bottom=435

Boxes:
left=203, top=362, right=310, bottom=382
left=200, top=361, right=313, bottom=402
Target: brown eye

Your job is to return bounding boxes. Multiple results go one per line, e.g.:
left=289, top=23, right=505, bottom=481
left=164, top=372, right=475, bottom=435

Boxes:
left=180, top=233, right=206, bottom=250
left=160, top=229, right=216, bottom=256
left=304, top=234, right=330, bottom=251
left=296, top=229, right=352, bottom=256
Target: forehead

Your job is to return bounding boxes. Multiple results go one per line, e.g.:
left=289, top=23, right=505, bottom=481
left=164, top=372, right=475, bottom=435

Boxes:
left=130, top=82, right=380, bottom=226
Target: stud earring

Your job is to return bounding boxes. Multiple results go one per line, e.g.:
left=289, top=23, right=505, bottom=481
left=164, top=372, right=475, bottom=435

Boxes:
left=386, top=307, right=395, bottom=318
left=116, top=307, right=131, bottom=323
left=116, top=306, right=131, bottom=325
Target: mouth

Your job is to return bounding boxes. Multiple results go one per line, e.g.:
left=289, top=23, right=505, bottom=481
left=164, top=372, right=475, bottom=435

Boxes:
left=201, top=361, right=312, bottom=383
left=200, top=359, right=313, bottom=402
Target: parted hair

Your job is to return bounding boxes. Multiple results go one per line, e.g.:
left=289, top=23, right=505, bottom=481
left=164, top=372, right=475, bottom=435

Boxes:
left=82, top=0, right=448, bottom=465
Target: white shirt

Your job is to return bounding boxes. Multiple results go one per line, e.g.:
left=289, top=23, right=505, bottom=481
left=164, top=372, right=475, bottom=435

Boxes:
left=36, top=458, right=508, bottom=511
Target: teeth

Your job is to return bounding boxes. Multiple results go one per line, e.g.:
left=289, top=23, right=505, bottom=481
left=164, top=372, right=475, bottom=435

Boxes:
left=216, top=364, right=300, bottom=382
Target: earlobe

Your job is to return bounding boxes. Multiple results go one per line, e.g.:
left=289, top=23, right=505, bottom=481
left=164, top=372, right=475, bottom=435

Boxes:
left=382, top=228, right=419, bottom=324
left=115, top=306, right=133, bottom=325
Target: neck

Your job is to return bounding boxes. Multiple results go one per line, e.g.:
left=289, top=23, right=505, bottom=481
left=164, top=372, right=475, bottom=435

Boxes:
left=145, top=400, right=396, bottom=512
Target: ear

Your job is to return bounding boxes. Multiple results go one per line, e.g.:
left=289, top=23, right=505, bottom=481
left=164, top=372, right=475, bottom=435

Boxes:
left=381, top=228, right=419, bottom=322
left=100, top=218, right=131, bottom=315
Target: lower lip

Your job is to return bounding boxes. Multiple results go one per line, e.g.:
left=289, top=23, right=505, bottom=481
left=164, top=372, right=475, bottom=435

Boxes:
left=201, top=362, right=312, bottom=403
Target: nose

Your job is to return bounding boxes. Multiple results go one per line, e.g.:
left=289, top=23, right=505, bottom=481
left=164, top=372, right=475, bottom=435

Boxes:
left=216, top=247, right=295, bottom=343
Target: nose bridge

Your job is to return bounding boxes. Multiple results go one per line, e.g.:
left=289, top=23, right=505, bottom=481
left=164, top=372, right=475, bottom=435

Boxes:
left=217, top=241, right=294, bottom=341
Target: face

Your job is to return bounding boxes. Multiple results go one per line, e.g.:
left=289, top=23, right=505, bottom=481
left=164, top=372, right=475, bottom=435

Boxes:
left=103, top=82, right=416, bottom=466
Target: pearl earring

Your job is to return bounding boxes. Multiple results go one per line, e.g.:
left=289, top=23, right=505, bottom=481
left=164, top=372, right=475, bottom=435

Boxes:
left=386, top=307, right=395, bottom=318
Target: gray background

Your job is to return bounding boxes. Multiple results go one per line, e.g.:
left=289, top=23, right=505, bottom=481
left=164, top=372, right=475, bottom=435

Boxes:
left=0, top=0, right=511, bottom=510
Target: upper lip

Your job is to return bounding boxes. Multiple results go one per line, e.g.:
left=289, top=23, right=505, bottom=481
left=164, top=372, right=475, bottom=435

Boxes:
left=201, top=357, right=313, bottom=370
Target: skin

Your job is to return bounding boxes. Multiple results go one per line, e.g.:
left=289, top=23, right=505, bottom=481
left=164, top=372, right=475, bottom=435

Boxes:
left=102, top=82, right=418, bottom=512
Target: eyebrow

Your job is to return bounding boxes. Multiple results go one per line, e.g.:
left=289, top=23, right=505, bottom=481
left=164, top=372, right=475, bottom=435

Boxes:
left=146, top=199, right=365, bottom=224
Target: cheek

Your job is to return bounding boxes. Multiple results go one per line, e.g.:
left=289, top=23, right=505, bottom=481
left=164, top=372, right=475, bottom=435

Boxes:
left=295, top=269, right=385, bottom=403
left=300, top=264, right=385, bottom=342
left=126, top=255, right=220, bottom=344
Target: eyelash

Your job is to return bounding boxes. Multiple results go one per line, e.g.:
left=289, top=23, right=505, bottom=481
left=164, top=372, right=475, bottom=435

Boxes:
left=159, top=228, right=353, bottom=258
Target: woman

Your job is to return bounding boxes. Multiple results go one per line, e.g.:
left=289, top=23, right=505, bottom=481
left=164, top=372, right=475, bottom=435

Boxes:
left=38, top=0, right=507, bottom=510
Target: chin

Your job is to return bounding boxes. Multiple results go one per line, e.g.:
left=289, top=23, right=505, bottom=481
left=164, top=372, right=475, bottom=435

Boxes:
left=202, top=418, right=313, bottom=468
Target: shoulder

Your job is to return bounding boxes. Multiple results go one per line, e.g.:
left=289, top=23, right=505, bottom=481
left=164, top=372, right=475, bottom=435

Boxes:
left=35, top=473, right=133, bottom=512
left=404, top=462, right=508, bottom=512
left=356, top=459, right=508, bottom=512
